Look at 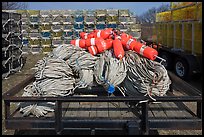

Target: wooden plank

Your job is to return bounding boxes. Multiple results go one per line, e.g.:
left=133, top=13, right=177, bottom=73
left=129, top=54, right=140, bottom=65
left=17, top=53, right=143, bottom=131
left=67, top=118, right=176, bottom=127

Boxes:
left=108, top=102, right=121, bottom=118
left=65, top=102, right=80, bottom=117
left=119, top=102, right=136, bottom=118
left=149, top=102, right=168, bottom=118
left=62, top=102, right=70, bottom=117
left=96, top=102, right=109, bottom=118
left=89, top=102, right=97, bottom=118
left=77, top=102, right=91, bottom=117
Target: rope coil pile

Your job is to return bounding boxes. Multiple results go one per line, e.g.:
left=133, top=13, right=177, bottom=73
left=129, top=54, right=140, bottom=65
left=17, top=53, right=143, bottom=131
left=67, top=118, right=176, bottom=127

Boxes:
left=19, top=43, right=171, bottom=117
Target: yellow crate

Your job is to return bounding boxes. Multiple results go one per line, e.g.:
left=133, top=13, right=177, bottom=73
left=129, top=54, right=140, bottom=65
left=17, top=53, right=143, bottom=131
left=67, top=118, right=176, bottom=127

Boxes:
left=156, top=11, right=171, bottom=22
left=172, top=5, right=197, bottom=21
left=194, top=22, right=202, bottom=55
left=175, top=23, right=182, bottom=49
left=183, top=22, right=192, bottom=53
left=167, top=23, right=174, bottom=48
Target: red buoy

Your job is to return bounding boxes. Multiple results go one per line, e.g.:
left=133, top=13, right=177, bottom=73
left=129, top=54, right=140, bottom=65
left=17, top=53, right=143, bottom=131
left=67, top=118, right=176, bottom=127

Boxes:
left=95, top=38, right=108, bottom=53
left=70, top=39, right=86, bottom=49
left=88, top=45, right=98, bottom=55
left=133, top=41, right=158, bottom=60
left=79, top=32, right=88, bottom=39
left=113, top=39, right=125, bottom=59
left=85, top=38, right=96, bottom=47
left=105, top=39, right=113, bottom=49
left=121, top=37, right=136, bottom=51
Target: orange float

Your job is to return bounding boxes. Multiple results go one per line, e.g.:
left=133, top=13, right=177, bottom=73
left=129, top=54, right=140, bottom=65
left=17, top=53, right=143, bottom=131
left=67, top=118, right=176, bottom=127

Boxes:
left=113, top=38, right=125, bottom=59
left=133, top=41, right=158, bottom=60
left=70, top=39, right=86, bottom=49
left=88, top=45, right=98, bottom=55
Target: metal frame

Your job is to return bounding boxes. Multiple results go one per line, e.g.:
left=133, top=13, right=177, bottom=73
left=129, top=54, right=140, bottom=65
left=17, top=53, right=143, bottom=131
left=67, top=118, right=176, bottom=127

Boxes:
left=2, top=71, right=202, bottom=135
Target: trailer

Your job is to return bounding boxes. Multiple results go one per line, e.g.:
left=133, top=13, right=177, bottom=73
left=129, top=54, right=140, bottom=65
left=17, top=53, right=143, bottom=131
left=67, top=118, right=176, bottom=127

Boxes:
left=141, top=2, right=202, bottom=80
left=2, top=71, right=202, bottom=135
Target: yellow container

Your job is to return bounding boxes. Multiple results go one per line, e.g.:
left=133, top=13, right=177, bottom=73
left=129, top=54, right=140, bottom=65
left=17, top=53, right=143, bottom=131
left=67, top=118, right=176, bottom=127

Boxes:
left=183, top=22, right=192, bottom=54
left=172, top=5, right=197, bottom=21
left=171, top=2, right=195, bottom=9
left=175, top=23, right=182, bottom=49
left=197, top=3, right=202, bottom=20
left=194, top=22, right=202, bottom=55
left=156, top=11, right=171, bottom=22
left=167, top=23, right=174, bottom=48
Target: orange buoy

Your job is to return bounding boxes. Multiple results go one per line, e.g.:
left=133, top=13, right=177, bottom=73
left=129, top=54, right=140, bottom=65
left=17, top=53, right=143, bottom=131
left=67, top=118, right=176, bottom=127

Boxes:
left=105, top=39, right=113, bottom=49
left=79, top=32, right=88, bottom=39
left=85, top=38, right=96, bottom=47
left=95, top=37, right=108, bottom=53
left=113, top=39, right=125, bottom=59
left=87, top=32, right=95, bottom=38
left=133, top=41, right=158, bottom=60
left=70, top=39, right=86, bottom=49
left=121, top=37, right=136, bottom=50
left=88, top=45, right=98, bottom=55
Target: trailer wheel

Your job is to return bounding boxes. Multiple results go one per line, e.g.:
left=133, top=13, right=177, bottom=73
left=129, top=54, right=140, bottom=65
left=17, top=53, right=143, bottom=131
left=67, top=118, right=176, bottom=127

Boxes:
left=174, top=58, right=189, bottom=80
left=159, top=52, right=173, bottom=70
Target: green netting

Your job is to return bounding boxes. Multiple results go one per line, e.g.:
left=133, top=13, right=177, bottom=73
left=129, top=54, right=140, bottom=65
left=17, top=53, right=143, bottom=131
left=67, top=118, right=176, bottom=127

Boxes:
left=40, top=24, right=51, bottom=31
left=51, top=31, right=63, bottom=38
left=41, top=39, right=51, bottom=45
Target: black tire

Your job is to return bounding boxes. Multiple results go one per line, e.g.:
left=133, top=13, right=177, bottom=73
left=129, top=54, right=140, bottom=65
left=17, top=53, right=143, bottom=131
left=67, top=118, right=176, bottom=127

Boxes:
left=174, top=58, right=189, bottom=80
left=159, top=52, right=173, bottom=70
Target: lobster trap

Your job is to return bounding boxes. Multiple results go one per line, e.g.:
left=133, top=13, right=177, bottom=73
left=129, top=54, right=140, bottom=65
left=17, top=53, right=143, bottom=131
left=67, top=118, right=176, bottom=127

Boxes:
left=84, top=16, right=95, bottom=25
left=30, top=47, right=42, bottom=54
left=63, top=31, right=74, bottom=40
left=52, top=38, right=64, bottom=47
left=96, top=23, right=106, bottom=30
left=41, top=31, right=51, bottom=39
left=119, top=9, right=130, bottom=17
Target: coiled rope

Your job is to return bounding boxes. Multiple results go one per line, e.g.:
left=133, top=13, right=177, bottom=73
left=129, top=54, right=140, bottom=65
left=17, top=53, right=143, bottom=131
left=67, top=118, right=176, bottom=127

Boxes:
left=119, top=50, right=171, bottom=101
left=19, top=44, right=171, bottom=117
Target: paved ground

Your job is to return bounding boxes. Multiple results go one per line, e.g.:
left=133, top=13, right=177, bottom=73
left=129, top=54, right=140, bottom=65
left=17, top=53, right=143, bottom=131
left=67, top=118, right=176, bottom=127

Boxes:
left=2, top=53, right=202, bottom=135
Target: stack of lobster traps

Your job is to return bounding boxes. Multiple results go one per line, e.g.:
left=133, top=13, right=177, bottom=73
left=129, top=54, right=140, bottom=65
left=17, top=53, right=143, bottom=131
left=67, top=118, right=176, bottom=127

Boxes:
left=2, top=11, right=24, bottom=79
left=4, top=9, right=141, bottom=54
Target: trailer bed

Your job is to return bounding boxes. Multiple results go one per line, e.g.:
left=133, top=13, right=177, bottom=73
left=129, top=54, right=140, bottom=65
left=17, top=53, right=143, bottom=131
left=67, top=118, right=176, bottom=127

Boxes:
left=2, top=71, right=202, bottom=135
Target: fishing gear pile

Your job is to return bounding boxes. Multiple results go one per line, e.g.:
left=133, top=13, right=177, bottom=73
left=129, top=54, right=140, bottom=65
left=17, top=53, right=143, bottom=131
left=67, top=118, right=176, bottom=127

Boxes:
left=19, top=28, right=171, bottom=117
